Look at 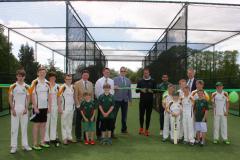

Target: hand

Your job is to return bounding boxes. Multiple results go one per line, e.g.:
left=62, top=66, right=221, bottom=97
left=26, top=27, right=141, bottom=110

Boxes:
left=22, top=108, right=27, bottom=115
left=114, top=85, right=119, bottom=90
left=103, top=112, right=108, bottom=118
left=34, top=107, right=40, bottom=114
left=224, top=112, right=228, bottom=116
left=48, top=107, right=51, bottom=113
left=76, top=105, right=80, bottom=109
left=90, top=116, right=95, bottom=122
left=58, top=108, right=63, bottom=114
left=84, top=118, right=89, bottom=122
left=11, top=109, right=17, bottom=117
left=202, top=118, right=206, bottom=122
left=148, top=89, right=153, bottom=93
left=141, top=88, right=147, bottom=93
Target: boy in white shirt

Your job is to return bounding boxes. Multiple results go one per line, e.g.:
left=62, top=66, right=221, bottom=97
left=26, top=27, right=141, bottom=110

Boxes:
left=162, top=84, right=175, bottom=142
left=9, top=69, right=32, bottom=153
left=169, top=92, right=182, bottom=144
left=180, top=86, right=195, bottom=145
left=212, top=82, right=230, bottom=145
left=58, top=74, right=75, bottom=145
left=45, top=72, right=60, bottom=147
left=30, top=66, right=51, bottom=150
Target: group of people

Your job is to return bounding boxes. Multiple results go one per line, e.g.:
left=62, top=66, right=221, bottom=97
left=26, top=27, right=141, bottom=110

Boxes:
left=134, top=68, right=230, bottom=146
left=8, top=66, right=230, bottom=154
left=9, top=66, right=131, bottom=153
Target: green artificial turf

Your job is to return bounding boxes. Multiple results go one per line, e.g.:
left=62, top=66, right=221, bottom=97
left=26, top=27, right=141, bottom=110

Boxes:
left=0, top=99, right=240, bottom=160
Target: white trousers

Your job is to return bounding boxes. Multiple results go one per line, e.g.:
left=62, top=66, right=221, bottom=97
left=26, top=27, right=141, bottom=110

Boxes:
left=179, top=113, right=184, bottom=139
left=61, top=110, right=74, bottom=140
left=170, top=116, right=180, bottom=140
left=11, top=111, right=29, bottom=147
left=182, top=113, right=195, bottom=143
left=163, top=112, right=171, bottom=139
left=213, top=115, right=228, bottom=140
left=45, top=107, right=58, bottom=141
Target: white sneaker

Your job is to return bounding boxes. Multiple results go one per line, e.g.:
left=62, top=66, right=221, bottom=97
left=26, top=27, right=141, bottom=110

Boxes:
left=23, top=146, right=32, bottom=151
left=10, top=147, right=17, bottom=154
left=159, top=130, right=163, bottom=136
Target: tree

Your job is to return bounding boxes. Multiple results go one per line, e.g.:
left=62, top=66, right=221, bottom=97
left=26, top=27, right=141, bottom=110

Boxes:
left=0, top=26, right=20, bottom=83
left=18, top=44, right=39, bottom=84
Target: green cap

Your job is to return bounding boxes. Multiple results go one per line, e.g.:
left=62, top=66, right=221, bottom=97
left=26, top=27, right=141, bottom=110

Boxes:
left=216, top=82, right=223, bottom=86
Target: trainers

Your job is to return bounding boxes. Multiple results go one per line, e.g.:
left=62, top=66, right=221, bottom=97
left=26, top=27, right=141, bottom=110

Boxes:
left=189, top=142, right=195, bottom=146
left=107, top=138, right=112, bottom=145
left=40, top=143, right=50, bottom=148
left=139, top=128, right=144, bottom=135
left=32, top=145, right=42, bottom=151
left=63, top=139, right=68, bottom=145
left=213, top=139, right=219, bottom=144
left=159, top=130, right=163, bottom=136
left=162, top=138, right=167, bottom=142
left=223, top=140, right=230, bottom=145
left=90, top=140, right=95, bottom=145
left=84, top=140, right=89, bottom=145
left=10, top=147, right=17, bottom=154
left=200, top=141, right=205, bottom=146
left=23, top=146, right=32, bottom=151
left=144, top=130, right=150, bottom=136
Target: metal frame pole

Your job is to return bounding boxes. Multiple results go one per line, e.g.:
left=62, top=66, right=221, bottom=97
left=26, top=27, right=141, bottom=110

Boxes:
left=65, top=1, right=69, bottom=73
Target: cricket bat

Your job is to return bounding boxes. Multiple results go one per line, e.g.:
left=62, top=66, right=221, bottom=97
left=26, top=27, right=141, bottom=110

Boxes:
left=173, top=116, right=178, bottom=144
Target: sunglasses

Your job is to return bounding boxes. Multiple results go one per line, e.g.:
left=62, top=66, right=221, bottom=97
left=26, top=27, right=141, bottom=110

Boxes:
left=120, top=70, right=126, bottom=72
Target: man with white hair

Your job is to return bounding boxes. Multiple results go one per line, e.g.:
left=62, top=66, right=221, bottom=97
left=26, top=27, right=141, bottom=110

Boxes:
left=187, top=68, right=197, bottom=92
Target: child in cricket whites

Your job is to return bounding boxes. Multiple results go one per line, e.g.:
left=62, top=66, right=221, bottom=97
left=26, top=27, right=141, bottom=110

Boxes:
left=178, top=79, right=187, bottom=140
left=180, top=86, right=195, bottom=145
left=162, top=84, right=175, bottom=142
left=169, top=92, right=182, bottom=144
left=194, top=89, right=209, bottom=146
left=98, top=83, right=115, bottom=145
left=80, top=92, right=96, bottom=145
left=45, top=72, right=60, bottom=147
left=58, top=74, right=75, bottom=145
left=9, top=69, right=32, bottom=154
left=212, top=82, right=230, bottom=144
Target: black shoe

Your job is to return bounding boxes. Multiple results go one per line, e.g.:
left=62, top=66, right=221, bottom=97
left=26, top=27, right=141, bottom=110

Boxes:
left=76, top=139, right=82, bottom=143
left=45, top=141, right=50, bottom=145
left=121, top=130, right=128, bottom=134
left=111, top=134, right=118, bottom=139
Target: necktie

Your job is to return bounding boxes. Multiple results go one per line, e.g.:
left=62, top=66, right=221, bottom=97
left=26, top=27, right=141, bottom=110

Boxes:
left=122, top=77, right=126, bottom=86
left=84, top=81, right=87, bottom=90
left=188, top=79, right=192, bottom=89
left=105, top=78, right=108, bottom=84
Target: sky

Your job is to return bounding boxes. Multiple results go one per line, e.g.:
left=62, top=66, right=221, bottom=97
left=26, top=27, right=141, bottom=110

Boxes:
left=1, top=0, right=240, bottom=72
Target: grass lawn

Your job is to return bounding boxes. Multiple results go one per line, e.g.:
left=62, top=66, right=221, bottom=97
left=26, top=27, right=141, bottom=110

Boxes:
left=0, top=99, right=240, bottom=160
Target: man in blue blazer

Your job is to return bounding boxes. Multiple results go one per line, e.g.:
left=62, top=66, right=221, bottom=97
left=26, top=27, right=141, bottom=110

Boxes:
left=113, top=67, right=132, bottom=134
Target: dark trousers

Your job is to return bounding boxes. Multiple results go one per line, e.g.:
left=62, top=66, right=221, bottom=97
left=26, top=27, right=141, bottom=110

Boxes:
left=139, top=101, right=153, bottom=130
left=158, top=94, right=164, bottom=130
left=75, top=109, right=83, bottom=141
left=96, top=109, right=102, bottom=137
left=114, top=101, right=128, bottom=132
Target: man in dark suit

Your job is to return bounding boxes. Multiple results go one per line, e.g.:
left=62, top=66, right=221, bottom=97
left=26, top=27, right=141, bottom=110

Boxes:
left=187, top=68, right=197, bottom=92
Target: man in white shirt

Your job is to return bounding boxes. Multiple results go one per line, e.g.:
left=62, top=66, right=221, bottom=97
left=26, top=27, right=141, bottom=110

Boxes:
left=95, top=67, right=114, bottom=138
